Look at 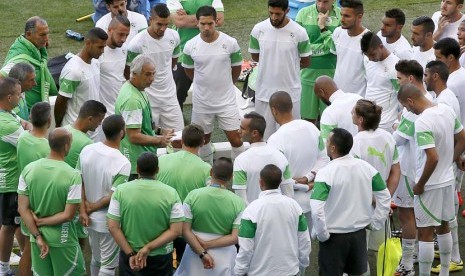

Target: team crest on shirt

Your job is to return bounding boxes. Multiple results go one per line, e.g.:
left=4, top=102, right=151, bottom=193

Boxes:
left=131, top=23, right=136, bottom=28
left=222, top=44, right=227, bottom=49
left=170, top=40, right=175, bottom=45
left=290, top=32, right=295, bottom=38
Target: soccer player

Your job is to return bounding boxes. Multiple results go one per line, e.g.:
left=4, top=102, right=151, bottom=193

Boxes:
left=410, top=16, right=436, bottom=69
left=99, top=15, right=130, bottom=116
left=127, top=4, right=184, bottom=132
left=458, top=20, right=465, bottom=66
left=432, top=0, right=465, bottom=41
left=115, top=55, right=173, bottom=180
left=311, top=128, right=391, bottom=275
left=333, top=0, right=369, bottom=96
left=167, top=0, right=224, bottom=109
left=183, top=6, right=244, bottom=163
left=377, top=8, right=412, bottom=60
left=107, top=152, right=184, bottom=275
left=176, top=157, right=245, bottom=275
left=17, top=128, right=85, bottom=276
left=79, top=115, right=130, bottom=276
left=397, top=83, right=465, bottom=276
left=54, top=28, right=107, bottom=130
left=314, top=75, right=362, bottom=142
left=96, top=0, right=148, bottom=46
left=295, top=0, right=341, bottom=124
left=16, top=102, right=51, bottom=276
left=361, top=31, right=400, bottom=132
left=249, top=0, right=310, bottom=139
left=8, top=62, right=36, bottom=121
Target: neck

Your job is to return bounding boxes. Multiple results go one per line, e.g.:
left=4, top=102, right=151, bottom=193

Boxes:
left=348, top=25, right=365, bottom=37
left=139, top=175, right=155, bottom=180
left=277, top=113, right=294, bottom=126
left=418, top=98, right=434, bottom=113
left=201, top=31, right=219, bottom=43
left=147, top=28, right=162, bottom=40
left=447, top=11, right=463, bottom=22
left=78, top=50, right=92, bottom=64
left=130, top=80, right=146, bottom=92
left=380, top=49, right=390, bottom=61
left=420, top=39, right=434, bottom=52
left=386, top=33, right=401, bottom=44
left=106, top=39, right=115, bottom=49
left=276, top=17, right=290, bottom=29
left=434, top=83, right=447, bottom=95
left=250, top=138, right=264, bottom=144
left=30, top=127, right=48, bottom=138
left=48, top=151, right=65, bottom=161
left=210, top=179, right=228, bottom=188
left=182, top=146, right=200, bottom=155
left=449, top=61, right=461, bottom=73
left=103, top=139, right=120, bottom=150
left=73, top=119, right=90, bottom=133
left=0, top=103, right=12, bottom=112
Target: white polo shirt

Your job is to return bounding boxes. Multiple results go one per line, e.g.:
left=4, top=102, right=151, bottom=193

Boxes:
left=99, top=45, right=127, bottom=115
left=96, top=10, right=148, bottom=46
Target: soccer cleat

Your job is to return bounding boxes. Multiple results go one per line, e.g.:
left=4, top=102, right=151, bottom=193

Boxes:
left=394, top=264, right=415, bottom=276
left=431, top=260, right=463, bottom=273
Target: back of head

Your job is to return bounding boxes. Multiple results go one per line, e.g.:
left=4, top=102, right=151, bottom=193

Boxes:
left=109, top=14, right=131, bottom=29
left=269, top=91, right=293, bottom=113
left=434, top=38, right=461, bottom=60
left=314, top=75, right=338, bottom=97
left=268, top=0, right=288, bottom=10
left=395, top=59, right=424, bottom=83
left=182, top=124, right=205, bottom=148
left=48, top=128, right=71, bottom=153
left=426, top=60, right=449, bottom=82
left=196, top=5, right=217, bottom=20
left=329, top=128, right=353, bottom=156
left=340, top=0, right=364, bottom=14
left=397, top=83, right=423, bottom=102
left=102, top=114, right=125, bottom=140
left=385, top=8, right=405, bottom=26
left=78, top=100, right=107, bottom=119
left=152, top=3, right=170, bottom=18
left=212, top=157, right=233, bottom=183
left=244, top=112, right=267, bottom=138
left=412, top=16, right=435, bottom=34
left=130, top=55, right=155, bottom=78
left=24, top=16, right=47, bottom=34
left=30, top=102, right=51, bottom=128
left=8, top=62, right=35, bottom=83
left=86, top=27, right=109, bottom=43
left=260, top=164, right=282, bottom=190
left=0, top=77, right=20, bottom=100
left=354, top=99, right=383, bottom=130
left=360, top=31, right=382, bottom=53
left=137, top=152, right=159, bottom=177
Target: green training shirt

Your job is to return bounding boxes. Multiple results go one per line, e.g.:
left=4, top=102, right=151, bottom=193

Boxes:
left=17, top=131, right=50, bottom=173
left=0, top=111, right=24, bottom=193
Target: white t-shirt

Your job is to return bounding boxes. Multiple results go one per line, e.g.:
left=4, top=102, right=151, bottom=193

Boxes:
left=460, top=54, right=465, bottom=68
left=78, top=142, right=131, bottom=232
left=364, top=53, right=400, bottom=132
left=351, top=128, right=399, bottom=180
left=249, top=19, right=310, bottom=102
left=415, top=103, right=463, bottom=189
left=447, top=67, right=465, bottom=124
left=377, top=31, right=412, bottom=60
left=59, top=55, right=100, bottom=126
left=333, top=27, right=370, bottom=96
left=96, top=10, right=148, bottom=46
left=127, top=29, right=181, bottom=107
left=99, top=46, right=127, bottom=115
left=410, top=46, right=436, bottom=69
left=436, top=88, right=461, bottom=120
left=432, top=11, right=465, bottom=41
left=320, top=89, right=362, bottom=142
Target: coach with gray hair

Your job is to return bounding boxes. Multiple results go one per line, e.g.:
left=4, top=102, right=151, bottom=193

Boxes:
left=8, top=62, right=36, bottom=120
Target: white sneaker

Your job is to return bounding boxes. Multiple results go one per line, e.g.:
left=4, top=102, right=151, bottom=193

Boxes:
left=9, top=252, right=20, bottom=266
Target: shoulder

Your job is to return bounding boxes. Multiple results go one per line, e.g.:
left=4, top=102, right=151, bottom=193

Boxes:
left=128, top=11, right=148, bottom=25
left=96, top=14, right=111, bottom=28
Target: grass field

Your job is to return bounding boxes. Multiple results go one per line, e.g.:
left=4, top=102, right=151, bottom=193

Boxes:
left=2, top=0, right=465, bottom=275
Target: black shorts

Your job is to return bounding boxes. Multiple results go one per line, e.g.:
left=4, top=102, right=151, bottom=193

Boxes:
left=318, top=228, right=367, bottom=276
left=0, top=192, right=20, bottom=226
left=119, top=251, right=173, bottom=276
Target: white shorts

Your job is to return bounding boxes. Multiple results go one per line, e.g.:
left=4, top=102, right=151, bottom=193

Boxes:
left=88, top=228, right=119, bottom=275
left=255, top=99, right=301, bottom=140
left=191, top=109, right=240, bottom=134
left=392, top=175, right=414, bottom=208
left=414, top=184, right=455, bottom=228
left=152, top=104, right=184, bottom=132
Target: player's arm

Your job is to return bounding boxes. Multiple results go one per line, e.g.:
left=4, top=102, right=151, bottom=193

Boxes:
left=415, top=147, right=438, bottom=195
left=297, top=213, right=311, bottom=268
left=310, top=182, right=330, bottom=242
left=107, top=218, right=134, bottom=254
left=386, top=163, right=400, bottom=196
left=300, top=56, right=311, bottom=69
left=370, top=173, right=391, bottom=230
left=200, top=228, right=239, bottom=249
left=79, top=182, right=90, bottom=226
left=54, top=94, right=69, bottom=127
left=124, top=65, right=130, bottom=80
left=182, top=221, right=215, bottom=268
left=141, top=222, right=183, bottom=251
left=233, top=169, right=249, bottom=205
left=433, top=16, right=449, bottom=42
left=453, top=129, right=465, bottom=168
left=126, top=128, right=172, bottom=147
left=183, top=67, right=194, bottom=81
left=231, top=65, right=241, bottom=84
left=34, top=203, right=78, bottom=226
left=170, top=9, right=198, bottom=28
left=18, top=194, right=49, bottom=258
left=250, top=53, right=259, bottom=62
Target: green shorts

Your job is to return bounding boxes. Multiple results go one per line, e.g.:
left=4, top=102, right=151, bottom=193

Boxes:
left=74, top=213, right=88, bottom=239
left=31, top=243, right=85, bottom=276
left=300, top=68, right=335, bottom=120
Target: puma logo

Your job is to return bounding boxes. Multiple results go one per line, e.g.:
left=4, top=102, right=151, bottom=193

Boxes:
left=367, top=144, right=389, bottom=167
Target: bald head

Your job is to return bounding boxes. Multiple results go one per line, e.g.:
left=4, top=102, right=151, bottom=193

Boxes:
left=48, top=128, right=72, bottom=153
left=314, top=76, right=339, bottom=104
left=269, top=91, right=293, bottom=113
left=397, top=83, right=424, bottom=103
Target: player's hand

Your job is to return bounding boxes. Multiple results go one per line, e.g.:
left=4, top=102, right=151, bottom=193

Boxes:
left=413, top=183, right=425, bottom=195
left=162, top=128, right=175, bottom=136
left=36, top=236, right=49, bottom=259
left=32, top=212, right=42, bottom=226
left=21, top=120, right=32, bottom=131
left=176, top=9, right=187, bottom=16
left=196, top=236, right=209, bottom=250
left=455, top=156, right=465, bottom=171
left=293, top=176, right=309, bottom=184
left=318, top=9, right=330, bottom=30
left=136, top=246, right=150, bottom=269
left=201, top=253, right=215, bottom=269
left=129, top=255, right=141, bottom=271
left=158, top=133, right=175, bottom=147
left=438, top=16, right=450, bottom=30
left=79, top=211, right=90, bottom=227
left=460, top=46, right=465, bottom=55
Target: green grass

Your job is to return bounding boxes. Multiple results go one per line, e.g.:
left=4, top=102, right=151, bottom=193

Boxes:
left=3, top=1, right=465, bottom=275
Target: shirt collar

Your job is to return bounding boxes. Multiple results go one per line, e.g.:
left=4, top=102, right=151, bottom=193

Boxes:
left=258, top=189, right=281, bottom=198
left=329, top=89, right=344, bottom=103
left=250, top=141, right=267, bottom=148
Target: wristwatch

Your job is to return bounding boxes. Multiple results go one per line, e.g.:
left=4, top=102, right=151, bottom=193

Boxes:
left=32, top=232, right=42, bottom=238
left=199, top=250, right=208, bottom=259
left=127, top=251, right=137, bottom=257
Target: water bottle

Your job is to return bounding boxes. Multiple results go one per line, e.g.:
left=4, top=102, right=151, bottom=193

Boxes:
left=65, top=30, right=84, bottom=41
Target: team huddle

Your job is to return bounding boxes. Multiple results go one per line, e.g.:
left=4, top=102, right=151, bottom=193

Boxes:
left=0, top=0, right=465, bottom=275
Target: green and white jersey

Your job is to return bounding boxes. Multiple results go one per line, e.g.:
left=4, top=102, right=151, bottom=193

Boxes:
left=249, top=19, right=310, bottom=103
left=157, top=150, right=211, bottom=201
left=233, top=142, right=292, bottom=203
left=351, top=128, right=399, bottom=181
left=0, top=111, right=24, bottom=193
left=17, top=131, right=50, bottom=173
left=167, top=0, right=224, bottom=54
left=311, top=155, right=391, bottom=234
left=376, top=31, right=412, bottom=60
left=12, top=95, right=29, bottom=121
left=415, top=103, right=463, bottom=189
left=319, top=90, right=362, bottom=142
left=77, top=142, right=130, bottom=232
left=63, top=125, right=93, bottom=169
left=96, top=10, right=148, bottom=46
left=183, top=32, right=243, bottom=113
left=184, top=186, right=245, bottom=235
left=127, top=29, right=181, bottom=108
left=115, top=81, right=156, bottom=174
left=18, top=159, right=81, bottom=247
left=59, top=55, right=100, bottom=126
left=99, top=45, right=127, bottom=116
left=364, top=53, right=400, bottom=132
left=107, top=179, right=184, bottom=256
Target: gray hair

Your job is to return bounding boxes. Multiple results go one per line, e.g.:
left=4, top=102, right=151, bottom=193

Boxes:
left=130, top=55, right=155, bottom=78
left=8, top=62, right=35, bottom=83
left=25, top=16, right=47, bottom=34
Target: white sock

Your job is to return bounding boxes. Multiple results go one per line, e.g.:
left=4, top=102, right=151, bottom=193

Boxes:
left=401, top=238, right=415, bottom=269
left=418, top=241, right=434, bottom=276
left=450, top=218, right=461, bottom=263
left=199, top=142, right=213, bottom=165
left=0, top=261, right=10, bottom=274
left=437, top=232, right=452, bottom=276
left=231, top=145, right=245, bottom=161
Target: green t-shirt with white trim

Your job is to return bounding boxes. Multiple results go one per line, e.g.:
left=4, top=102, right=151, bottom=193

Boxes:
left=17, top=131, right=50, bottom=174
left=63, top=125, right=93, bottom=169
left=0, top=111, right=24, bottom=193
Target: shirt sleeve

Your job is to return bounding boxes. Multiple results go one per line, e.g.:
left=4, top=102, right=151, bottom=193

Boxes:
left=120, top=99, right=144, bottom=129
left=248, top=25, right=260, bottom=54
left=58, top=64, right=81, bottom=99
left=232, top=158, right=247, bottom=190
left=1, top=121, right=24, bottom=147
left=415, top=118, right=435, bottom=150
left=230, top=38, right=243, bottom=67
left=371, top=173, right=391, bottom=231
left=182, top=41, right=195, bottom=69
left=310, top=177, right=331, bottom=242
left=297, top=29, right=311, bottom=57
left=66, top=172, right=82, bottom=204
left=167, top=0, right=182, bottom=12
left=297, top=212, right=311, bottom=267
left=126, top=40, right=141, bottom=66
left=170, top=190, right=184, bottom=223
left=17, top=174, right=28, bottom=195
left=107, top=190, right=121, bottom=221
left=319, top=114, right=336, bottom=142
left=172, top=32, right=181, bottom=58
left=235, top=208, right=256, bottom=275
left=211, top=0, right=224, bottom=11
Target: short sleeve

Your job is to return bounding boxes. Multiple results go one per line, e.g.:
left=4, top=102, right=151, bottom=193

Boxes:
left=249, top=25, right=260, bottom=54
left=212, top=0, right=224, bottom=12
left=17, top=174, right=28, bottom=195
left=59, top=64, right=81, bottom=98
left=170, top=190, right=184, bottom=223
left=183, top=202, right=193, bottom=223
left=415, top=118, right=435, bottom=150
left=297, top=31, right=311, bottom=57
left=1, top=121, right=24, bottom=147
left=66, top=172, right=82, bottom=204
left=120, top=99, right=144, bottom=128
left=454, top=118, right=463, bottom=134
left=233, top=158, right=247, bottom=190
left=172, top=32, right=182, bottom=58
left=230, top=38, right=243, bottom=66
left=167, top=0, right=183, bottom=12
left=107, top=190, right=121, bottom=221
left=182, top=41, right=195, bottom=68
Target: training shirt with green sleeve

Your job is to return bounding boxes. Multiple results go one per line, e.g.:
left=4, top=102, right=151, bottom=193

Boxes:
left=96, top=10, right=148, bottom=46
left=157, top=150, right=211, bottom=201
left=63, top=124, right=93, bottom=169
left=17, top=159, right=82, bottom=247
left=0, top=111, right=24, bottom=193
left=115, top=81, right=156, bottom=174
left=107, top=179, right=184, bottom=256
left=17, top=131, right=50, bottom=173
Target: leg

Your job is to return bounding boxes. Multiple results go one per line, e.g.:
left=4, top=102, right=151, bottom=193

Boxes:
left=99, top=231, right=119, bottom=276
left=318, top=233, right=348, bottom=275
left=345, top=229, right=368, bottom=276
left=173, top=63, right=193, bottom=111
left=436, top=221, right=452, bottom=276
left=88, top=228, right=102, bottom=276
left=140, top=253, right=173, bottom=276
left=218, top=108, right=243, bottom=160
left=157, top=105, right=185, bottom=132
left=30, top=242, right=53, bottom=276
left=18, top=236, right=32, bottom=276
left=15, top=227, right=25, bottom=252
left=0, top=225, right=17, bottom=274
left=0, top=192, right=20, bottom=275
left=199, top=133, right=213, bottom=164
left=50, top=245, right=86, bottom=276
left=191, top=111, right=214, bottom=164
